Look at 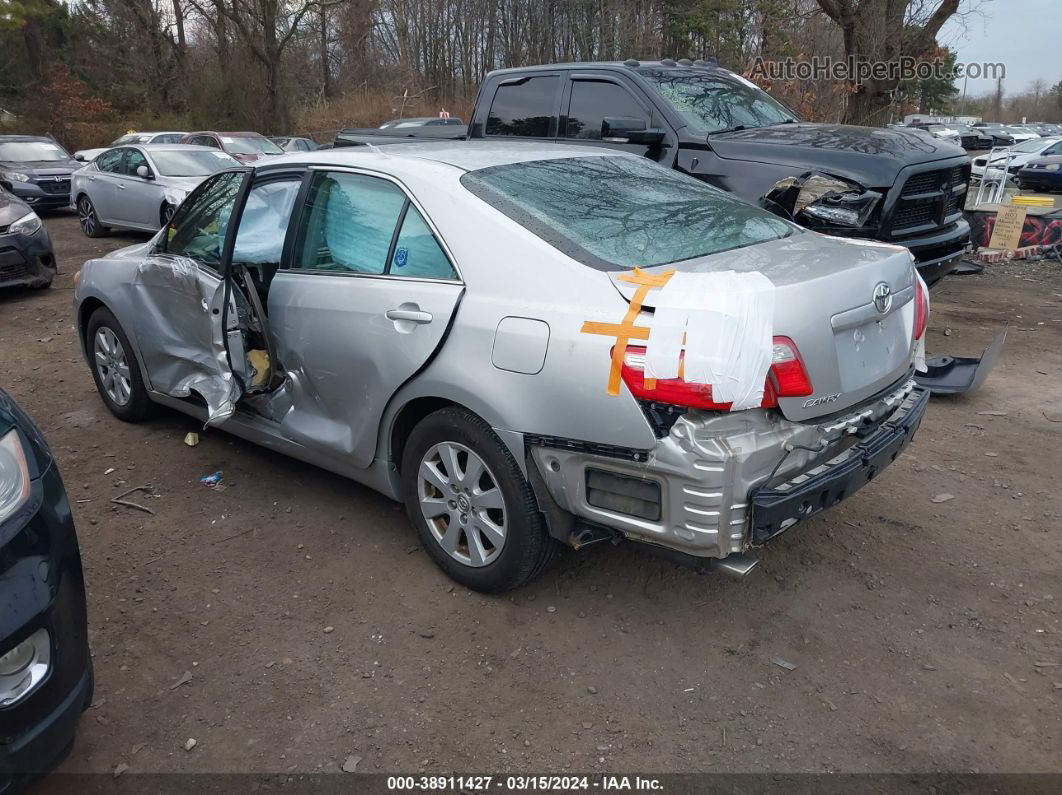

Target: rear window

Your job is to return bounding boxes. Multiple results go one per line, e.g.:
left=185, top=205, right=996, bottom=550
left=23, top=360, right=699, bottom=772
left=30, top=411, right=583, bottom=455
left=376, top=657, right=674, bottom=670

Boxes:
left=461, top=155, right=795, bottom=271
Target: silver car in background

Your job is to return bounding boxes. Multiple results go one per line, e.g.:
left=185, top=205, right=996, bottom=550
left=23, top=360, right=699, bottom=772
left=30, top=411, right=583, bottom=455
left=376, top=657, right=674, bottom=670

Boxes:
left=74, top=131, right=187, bottom=163
left=73, top=144, right=930, bottom=592
left=71, top=144, right=240, bottom=236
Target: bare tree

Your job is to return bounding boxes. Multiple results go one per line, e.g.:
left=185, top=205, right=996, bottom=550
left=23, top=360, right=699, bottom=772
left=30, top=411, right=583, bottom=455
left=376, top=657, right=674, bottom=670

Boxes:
left=815, top=0, right=960, bottom=124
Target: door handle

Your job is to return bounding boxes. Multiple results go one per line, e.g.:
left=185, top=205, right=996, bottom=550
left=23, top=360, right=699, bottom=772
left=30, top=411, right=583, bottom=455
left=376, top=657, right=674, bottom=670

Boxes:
left=386, top=308, right=433, bottom=324
left=116, top=184, right=126, bottom=190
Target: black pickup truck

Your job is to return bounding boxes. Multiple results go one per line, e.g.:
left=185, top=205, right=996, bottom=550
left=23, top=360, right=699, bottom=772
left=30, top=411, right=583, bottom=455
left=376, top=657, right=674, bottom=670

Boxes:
left=336, top=59, right=972, bottom=285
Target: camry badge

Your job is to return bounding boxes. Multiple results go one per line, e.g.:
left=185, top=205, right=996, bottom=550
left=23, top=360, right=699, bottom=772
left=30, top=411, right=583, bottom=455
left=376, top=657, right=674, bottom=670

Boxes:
left=873, top=282, right=892, bottom=314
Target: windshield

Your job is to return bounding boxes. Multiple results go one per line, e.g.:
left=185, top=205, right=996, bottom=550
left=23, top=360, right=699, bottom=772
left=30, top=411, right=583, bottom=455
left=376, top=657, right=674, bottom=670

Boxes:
left=638, top=68, right=797, bottom=135
left=462, top=155, right=794, bottom=271
left=221, top=136, right=283, bottom=155
left=0, top=140, right=70, bottom=162
left=151, top=149, right=239, bottom=176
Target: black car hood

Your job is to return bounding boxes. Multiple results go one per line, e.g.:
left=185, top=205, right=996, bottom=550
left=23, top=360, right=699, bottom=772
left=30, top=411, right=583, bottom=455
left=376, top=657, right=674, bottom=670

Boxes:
left=708, top=123, right=967, bottom=189
left=0, top=159, right=78, bottom=176
left=0, top=188, right=32, bottom=226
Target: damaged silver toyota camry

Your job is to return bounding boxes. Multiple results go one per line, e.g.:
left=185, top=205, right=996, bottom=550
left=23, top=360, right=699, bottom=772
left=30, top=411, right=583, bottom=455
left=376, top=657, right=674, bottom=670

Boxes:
left=73, top=143, right=930, bottom=592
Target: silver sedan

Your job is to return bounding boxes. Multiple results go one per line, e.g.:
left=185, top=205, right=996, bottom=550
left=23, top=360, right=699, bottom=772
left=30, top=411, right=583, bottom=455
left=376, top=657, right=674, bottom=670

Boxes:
left=73, top=143, right=930, bottom=591
left=70, top=144, right=239, bottom=236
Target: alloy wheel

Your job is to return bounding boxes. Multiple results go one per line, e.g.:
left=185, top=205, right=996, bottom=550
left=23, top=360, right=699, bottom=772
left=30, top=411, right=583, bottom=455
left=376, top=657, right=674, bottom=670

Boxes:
left=78, top=198, right=96, bottom=236
left=417, top=441, right=507, bottom=567
left=93, top=326, right=132, bottom=406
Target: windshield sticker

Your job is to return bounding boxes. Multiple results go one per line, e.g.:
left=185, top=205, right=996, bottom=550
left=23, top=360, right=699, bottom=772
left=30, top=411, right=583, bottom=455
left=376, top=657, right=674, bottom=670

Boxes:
left=393, top=247, right=409, bottom=268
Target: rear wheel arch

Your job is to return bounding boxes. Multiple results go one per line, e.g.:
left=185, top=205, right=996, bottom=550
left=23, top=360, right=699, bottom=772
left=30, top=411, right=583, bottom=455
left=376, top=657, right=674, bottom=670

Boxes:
left=390, top=397, right=460, bottom=473
left=398, top=404, right=558, bottom=591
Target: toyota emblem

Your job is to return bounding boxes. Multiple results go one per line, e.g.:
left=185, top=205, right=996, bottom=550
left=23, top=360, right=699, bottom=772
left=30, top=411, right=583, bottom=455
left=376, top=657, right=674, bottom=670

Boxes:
left=873, top=282, right=892, bottom=314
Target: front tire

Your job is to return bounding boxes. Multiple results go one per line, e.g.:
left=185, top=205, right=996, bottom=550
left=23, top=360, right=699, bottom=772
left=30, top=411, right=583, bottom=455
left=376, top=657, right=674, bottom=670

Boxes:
left=401, top=407, right=556, bottom=592
left=86, top=307, right=153, bottom=422
left=77, top=195, right=108, bottom=238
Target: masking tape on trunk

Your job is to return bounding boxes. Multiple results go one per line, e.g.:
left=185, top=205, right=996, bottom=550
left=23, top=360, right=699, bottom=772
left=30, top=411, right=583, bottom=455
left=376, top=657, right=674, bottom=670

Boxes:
left=581, top=268, right=675, bottom=396
left=583, top=268, right=776, bottom=408
left=650, top=270, right=776, bottom=411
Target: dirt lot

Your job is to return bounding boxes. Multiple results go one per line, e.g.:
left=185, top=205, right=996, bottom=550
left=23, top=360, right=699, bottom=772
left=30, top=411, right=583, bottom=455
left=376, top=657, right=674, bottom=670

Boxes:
left=2, top=213, right=1060, bottom=778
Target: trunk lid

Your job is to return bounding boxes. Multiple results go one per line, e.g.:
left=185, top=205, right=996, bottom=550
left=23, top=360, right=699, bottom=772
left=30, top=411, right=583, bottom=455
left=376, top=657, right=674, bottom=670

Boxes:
left=608, top=231, right=917, bottom=421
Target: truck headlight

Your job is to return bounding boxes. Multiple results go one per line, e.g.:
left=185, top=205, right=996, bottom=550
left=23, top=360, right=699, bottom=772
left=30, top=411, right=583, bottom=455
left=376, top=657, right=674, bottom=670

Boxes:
left=0, top=429, right=31, bottom=525
left=1, top=170, right=31, bottom=183
left=8, top=211, right=42, bottom=236
left=792, top=175, right=880, bottom=227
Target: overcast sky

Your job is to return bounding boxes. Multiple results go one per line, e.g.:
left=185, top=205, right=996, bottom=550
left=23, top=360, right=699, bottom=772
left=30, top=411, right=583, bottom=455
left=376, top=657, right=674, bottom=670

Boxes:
left=940, top=0, right=1060, bottom=97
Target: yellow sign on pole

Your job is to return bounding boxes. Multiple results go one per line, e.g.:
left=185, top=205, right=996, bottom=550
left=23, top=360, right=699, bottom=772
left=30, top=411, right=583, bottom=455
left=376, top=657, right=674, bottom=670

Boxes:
left=988, top=204, right=1027, bottom=252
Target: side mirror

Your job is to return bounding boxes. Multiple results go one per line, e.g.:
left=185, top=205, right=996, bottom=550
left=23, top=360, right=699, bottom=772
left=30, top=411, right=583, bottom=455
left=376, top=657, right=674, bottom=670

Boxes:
left=627, top=128, right=666, bottom=146
left=136, top=165, right=153, bottom=179
left=601, top=116, right=666, bottom=146
left=74, top=153, right=85, bottom=162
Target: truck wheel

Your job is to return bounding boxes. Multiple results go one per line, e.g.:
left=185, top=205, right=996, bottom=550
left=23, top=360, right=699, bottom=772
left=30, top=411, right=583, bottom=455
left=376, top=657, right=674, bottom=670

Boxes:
left=87, top=307, right=153, bottom=422
left=401, top=407, right=557, bottom=592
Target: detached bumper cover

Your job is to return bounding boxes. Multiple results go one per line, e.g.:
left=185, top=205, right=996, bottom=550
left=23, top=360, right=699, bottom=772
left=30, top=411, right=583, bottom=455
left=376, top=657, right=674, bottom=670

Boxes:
left=751, top=385, right=929, bottom=543
left=914, top=327, right=1007, bottom=396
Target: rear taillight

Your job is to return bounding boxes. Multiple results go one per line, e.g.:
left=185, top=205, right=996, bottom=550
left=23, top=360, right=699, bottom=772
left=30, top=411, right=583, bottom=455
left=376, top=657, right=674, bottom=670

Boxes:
left=913, top=277, right=928, bottom=340
left=619, top=336, right=813, bottom=411
left=769, top=337, right=814, bottom=398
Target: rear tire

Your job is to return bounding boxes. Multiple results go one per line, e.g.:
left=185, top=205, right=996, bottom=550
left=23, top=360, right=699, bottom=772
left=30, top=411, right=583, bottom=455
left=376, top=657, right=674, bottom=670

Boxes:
left=401, top=407, right=557, bottom=592
left=86, top=307, right=153, bottom=422
left=77, top=195, right=108, bottom=238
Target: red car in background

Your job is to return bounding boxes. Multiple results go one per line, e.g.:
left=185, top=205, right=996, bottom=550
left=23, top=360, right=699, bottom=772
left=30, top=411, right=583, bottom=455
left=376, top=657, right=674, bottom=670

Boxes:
left=178, top=131, right=283, bottom=164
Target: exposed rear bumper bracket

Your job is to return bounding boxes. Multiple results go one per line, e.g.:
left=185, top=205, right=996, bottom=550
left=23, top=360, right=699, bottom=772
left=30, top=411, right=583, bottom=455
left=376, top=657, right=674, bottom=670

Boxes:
left=751, top=386, right=930, bottom=544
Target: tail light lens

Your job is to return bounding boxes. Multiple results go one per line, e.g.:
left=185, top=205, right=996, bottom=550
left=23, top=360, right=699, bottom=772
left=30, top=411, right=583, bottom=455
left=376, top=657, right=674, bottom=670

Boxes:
left=913, top=277, right=928, bottom=340
left=619, top=336, right=813, bottom=411
left=770, top=336, right=814, bottom=398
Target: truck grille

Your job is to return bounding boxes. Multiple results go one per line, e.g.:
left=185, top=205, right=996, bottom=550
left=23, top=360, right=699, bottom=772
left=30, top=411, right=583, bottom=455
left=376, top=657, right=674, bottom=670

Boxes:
left=889, top=164, right=969, bottom=235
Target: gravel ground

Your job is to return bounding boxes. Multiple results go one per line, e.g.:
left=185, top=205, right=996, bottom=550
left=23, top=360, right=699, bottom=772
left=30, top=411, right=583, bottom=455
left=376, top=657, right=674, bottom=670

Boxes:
left=2, top=212, right=1059, bottom=780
